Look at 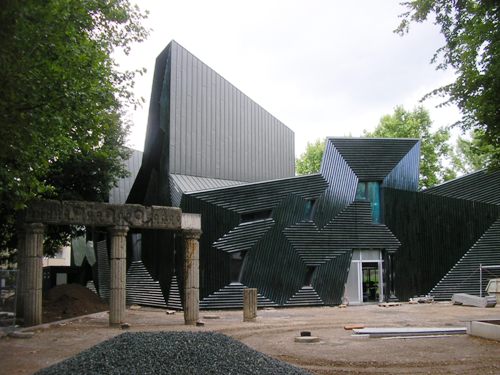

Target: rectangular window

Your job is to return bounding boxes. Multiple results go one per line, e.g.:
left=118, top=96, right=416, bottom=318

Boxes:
left=355, top=181, right=381, bottom=223
left=304, top=199, right=317, bottom=220
left=241, top=209, right=272, bottom=223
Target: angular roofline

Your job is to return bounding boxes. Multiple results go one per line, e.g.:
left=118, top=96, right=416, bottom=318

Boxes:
left=185, top=173, right=324, bottom=195
left=326, top=136, right=420, bottom=141
left=169, top=40, right=294, bottom=134
left=422, top=169, right=486, bottom=192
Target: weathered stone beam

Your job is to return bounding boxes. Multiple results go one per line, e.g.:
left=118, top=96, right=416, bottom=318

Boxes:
left=23, top=200, right=182, bottom=230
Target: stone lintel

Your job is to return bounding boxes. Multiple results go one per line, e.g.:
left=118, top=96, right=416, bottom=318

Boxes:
left=23, top=200, right=182, bottom=229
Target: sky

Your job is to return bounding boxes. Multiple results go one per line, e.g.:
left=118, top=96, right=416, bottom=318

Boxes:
left=118, top=0, right=461, bottom=157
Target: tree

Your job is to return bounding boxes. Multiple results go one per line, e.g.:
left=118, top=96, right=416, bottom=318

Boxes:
left=364, top=106, right=455, bottom=189
left=452, top=129, right=492, bottom=174
left=0, top=0, right=148, bottom=258
left=296, top=139, right=326, bottom=175
left=396, top=0, right=500, bottom=170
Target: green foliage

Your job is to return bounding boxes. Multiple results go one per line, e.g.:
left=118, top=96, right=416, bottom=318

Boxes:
left=396, top=0, right=500, bottom=170
left=364, top=106, right=455, bottom=189
left=0, top=0, right=148, bottom=258
left=296, top=139, right=326, bottom=175
left=452, top=129, right=492, bottom=174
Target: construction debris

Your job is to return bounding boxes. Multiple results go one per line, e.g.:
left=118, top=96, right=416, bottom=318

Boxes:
left=486, top=279, right=500, bottom=303
left=409, top=295, right=434, bottom=304
left=378, top=302, right=401, bottom=307
left=344, top=324, right=365, bottom=330
left=451, top=293, right=496, bottom=308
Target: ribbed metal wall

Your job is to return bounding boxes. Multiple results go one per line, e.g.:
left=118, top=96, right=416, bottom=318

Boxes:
left=241, top=194, right=313, bottom=305
left=181, top=195, right=243, bottom=300
left=188, top=174, right=328, bottom=214
left=423, top=169, right=500, bottom=205
left=180, top=175, right=329, bottom=306
left=313, top=252, right=352, bottom=305
left=285, top=201, right=400, bottom=266
left=109, top=149, right=143, bottom=204
left=382, top=142, right=420, bottom=191
left=384, top=188, right=499, bottom=301
left=168, top=40, right=294, bottom=182
left=314, top=139, right=358, bottom=229
left=213, top=219, right=275, bottom=253
left=140, top=229, right=177, bottom=306
left=127, top=44, right=172, bottom=207
left=329, top=138, right=420, bottom=181
left=430, top=218, right=500, bottom=300
left=169, top=174, right=243, bottom=207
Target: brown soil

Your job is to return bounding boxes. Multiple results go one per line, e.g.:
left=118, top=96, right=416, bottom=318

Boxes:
left=42, top=284, right=107, bottom=323
left=1, top=303, right=499, bottom=374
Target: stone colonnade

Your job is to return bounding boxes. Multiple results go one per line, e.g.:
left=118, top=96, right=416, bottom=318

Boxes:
left=18, top=200, right=201, bottom=327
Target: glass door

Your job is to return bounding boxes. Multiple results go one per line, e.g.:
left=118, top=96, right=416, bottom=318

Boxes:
left=344, top=250, right=384, bottom=304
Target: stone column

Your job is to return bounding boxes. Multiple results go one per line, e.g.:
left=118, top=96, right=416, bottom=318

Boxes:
left=16, top=227, right=26, bottom=319
left=183, top=229, right=201, bottom=325
left=243, top=288, right=257, bottom=322
left=23, top=223, right=45, bottom=326
left=108, top=225, right=129, bottom=327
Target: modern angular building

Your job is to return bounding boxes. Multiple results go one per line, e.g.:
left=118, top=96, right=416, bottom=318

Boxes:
left=96, top=40, right=500, bottom=309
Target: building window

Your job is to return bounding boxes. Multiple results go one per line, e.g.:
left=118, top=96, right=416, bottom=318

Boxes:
left=241, top=209, right=272, bottom=223
left=304, top=199, right=317, bottom=220
left=355, top=181, right=381, bottom=223
left=230, top=251, right=247, bottom=283
left=304, top=266, right=316, bottom=286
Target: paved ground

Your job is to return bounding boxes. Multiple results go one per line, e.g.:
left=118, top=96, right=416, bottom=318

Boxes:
left=1, top=302, right=499, bottom=374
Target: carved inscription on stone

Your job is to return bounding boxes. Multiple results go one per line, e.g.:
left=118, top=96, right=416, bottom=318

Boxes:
left=24, top=200, right=182, bottom=229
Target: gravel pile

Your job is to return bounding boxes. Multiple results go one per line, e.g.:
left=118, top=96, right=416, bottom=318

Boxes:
left=35, top=331, right=311, bottom=375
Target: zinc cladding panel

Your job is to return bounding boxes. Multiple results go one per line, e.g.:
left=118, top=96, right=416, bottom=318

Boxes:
left=168, top=41, right=294, bottom=182
left=422, top=170, right=500, bottom=205
left=328, top=138, right=419, bottom=181
left=384, top=188, right=500, bottom=301
left=109, top=149, right=143, bottom=204
left=430, top=218, right=500, bottom=300
left=186, top=173, right=328, bottom=214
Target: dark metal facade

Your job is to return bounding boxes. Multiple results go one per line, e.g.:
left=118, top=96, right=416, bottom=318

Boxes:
left=327, top=138, right=420, bottom=181
left=181, top=174, right=329, bottom=306
left=430, top=218, right=500, bottom=299
left=109, top=149, right=143, bottom=204
left=121, top=40, right=500, bottom=310
left=423, top=169, right=500, bottom=205
left=384, top=188, right=500, bottom=301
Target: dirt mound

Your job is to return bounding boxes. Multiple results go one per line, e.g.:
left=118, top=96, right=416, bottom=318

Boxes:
left=43, top=284, right=107, bottom=323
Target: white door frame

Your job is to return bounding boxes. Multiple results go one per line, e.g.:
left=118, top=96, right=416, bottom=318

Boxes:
left=346, top=250, right=384, bottom=304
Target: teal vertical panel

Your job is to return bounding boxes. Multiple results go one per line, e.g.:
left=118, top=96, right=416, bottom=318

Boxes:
left=368, top=182, right=381, bottom=224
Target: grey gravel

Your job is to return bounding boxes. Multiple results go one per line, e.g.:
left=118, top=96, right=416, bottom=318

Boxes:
left=35, top=331, right=311, bottom=375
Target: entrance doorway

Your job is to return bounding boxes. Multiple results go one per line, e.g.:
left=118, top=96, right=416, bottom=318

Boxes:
left=362, top=262, right=379, bottom=302
left=344, top=250, right=383, bottom=304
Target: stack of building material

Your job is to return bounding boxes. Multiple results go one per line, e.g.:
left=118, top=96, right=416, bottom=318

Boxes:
left=486, top=279, right=500, bottom=303
left=451, top=293, right=496, bottom=308
left=352, top=327, right=466, bottom=338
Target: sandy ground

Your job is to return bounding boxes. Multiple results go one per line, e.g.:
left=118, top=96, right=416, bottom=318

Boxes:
left=1, top=302, right=499, bottom=374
